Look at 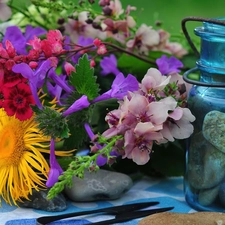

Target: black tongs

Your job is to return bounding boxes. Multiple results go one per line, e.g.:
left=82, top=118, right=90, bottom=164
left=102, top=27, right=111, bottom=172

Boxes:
left=36, top=201, right=173, bottom=225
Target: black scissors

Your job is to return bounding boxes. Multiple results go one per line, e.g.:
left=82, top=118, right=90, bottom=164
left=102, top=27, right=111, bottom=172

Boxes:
left=36, top=201, right=173, bottom=225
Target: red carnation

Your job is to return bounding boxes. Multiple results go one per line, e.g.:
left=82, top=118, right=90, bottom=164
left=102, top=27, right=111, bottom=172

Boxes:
left=2, top=82, right=35, bottom=120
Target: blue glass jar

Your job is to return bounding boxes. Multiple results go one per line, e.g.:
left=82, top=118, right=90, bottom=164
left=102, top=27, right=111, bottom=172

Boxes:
left=183, top=17, right=225, bottom=211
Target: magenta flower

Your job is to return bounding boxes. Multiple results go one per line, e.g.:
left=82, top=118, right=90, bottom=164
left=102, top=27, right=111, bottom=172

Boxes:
left=156, top=55, right=183, bottom=75
left=100, top=54, right=120, bottom=76
left=46, top=138, right=63, bottom=187
left=62, top=95, right=90, bottom=116
left=92, top=72, right=139, bottom=103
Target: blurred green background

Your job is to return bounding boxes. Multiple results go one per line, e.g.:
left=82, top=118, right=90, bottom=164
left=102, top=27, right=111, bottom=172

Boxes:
left=120, top=0, right=225, bottom=38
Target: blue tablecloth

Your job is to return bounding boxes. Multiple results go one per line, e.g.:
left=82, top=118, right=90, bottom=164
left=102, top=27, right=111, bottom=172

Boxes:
left=1, top=176, right=196, bottom=225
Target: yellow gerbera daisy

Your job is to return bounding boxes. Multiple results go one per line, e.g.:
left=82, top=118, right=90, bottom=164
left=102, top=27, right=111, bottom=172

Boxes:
left=0, top=108, right=72, bottom=205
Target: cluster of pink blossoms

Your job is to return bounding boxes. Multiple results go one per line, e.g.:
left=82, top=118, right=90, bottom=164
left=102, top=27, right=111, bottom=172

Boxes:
left=101, top=68, right=195, bottom=165
left=64, top=0, right=187, bottom=58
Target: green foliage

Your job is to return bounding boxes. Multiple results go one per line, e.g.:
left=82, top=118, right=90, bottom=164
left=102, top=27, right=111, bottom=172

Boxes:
left=117, top=53, right=153, bottom=80
left=32, top=106, right=70, bottom=139
left=117, top=51, right=167, bottom=80
left=69, top=54, right=100, bottom=101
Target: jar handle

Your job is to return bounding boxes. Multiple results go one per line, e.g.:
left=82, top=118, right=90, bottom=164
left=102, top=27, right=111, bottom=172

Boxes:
left=183, top=67, right=225, bottom=87
left=181, top=17, right=225, bottom=57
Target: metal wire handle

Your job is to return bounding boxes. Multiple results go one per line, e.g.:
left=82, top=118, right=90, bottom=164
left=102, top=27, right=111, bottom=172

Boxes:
left=181, top=17, right=225, bottom=87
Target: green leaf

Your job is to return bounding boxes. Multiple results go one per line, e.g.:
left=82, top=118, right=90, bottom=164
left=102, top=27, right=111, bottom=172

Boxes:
left=69, top=54, right=100, bottom=100
left=32, top=106, right=70, bottom=139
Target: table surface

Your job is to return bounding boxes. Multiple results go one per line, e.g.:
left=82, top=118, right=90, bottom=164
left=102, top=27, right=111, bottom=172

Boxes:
left=1, top=176, right=196, bottom=225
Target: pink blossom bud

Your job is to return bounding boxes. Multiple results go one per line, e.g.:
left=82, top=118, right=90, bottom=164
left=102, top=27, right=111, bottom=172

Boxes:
left=5, top=59, right=15, bottom=70
left=97, top=44, right=107, bottom=55
left=64, top=62, right=76, bottom=75
left=5, top=40, right=16, bottom=58
left=90, top=59, right=96, bottom=67
left=29, top=61, right=38, bottom=69
left=93, top=38, right=102, bottom=47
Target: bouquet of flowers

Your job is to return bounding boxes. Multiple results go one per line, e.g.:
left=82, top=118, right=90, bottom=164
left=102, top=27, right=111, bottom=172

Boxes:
left=0, top=0, right=196, bottom=206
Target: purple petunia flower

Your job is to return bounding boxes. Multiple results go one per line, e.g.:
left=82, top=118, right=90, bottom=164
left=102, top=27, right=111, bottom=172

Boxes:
left=12, top=60, right=52, bottom=109
left=46, top=138, right=64, bottom=188
left=100, top=54, right=120, bottom=76
left=62, top=95, right=90, bottom=117
left=92, top=72, right=139, bottom=103
left=156, top=55, right=183, bottom=75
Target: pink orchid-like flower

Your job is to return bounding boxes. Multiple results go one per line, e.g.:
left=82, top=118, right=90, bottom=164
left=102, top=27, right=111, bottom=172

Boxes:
left=141, top=68, right=171, bottom=92
left=160, top=107, right=195, bottom=142
left=123, top=122, right=163, bottom=165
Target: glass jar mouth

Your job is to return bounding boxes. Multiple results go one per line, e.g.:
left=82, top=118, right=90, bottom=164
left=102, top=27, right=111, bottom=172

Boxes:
left=195, top=17, right=225, bottom=38
left=196, top=61, right=225, bottom=74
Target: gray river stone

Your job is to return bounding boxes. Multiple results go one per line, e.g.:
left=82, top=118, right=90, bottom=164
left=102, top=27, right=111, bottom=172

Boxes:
left=203, top=110, right=225, bottom=153
left=64, top=169, right=133, bottom=202
left=188, top=132, right=225, bottom=189
left=17, top=189, right=67, bottom=211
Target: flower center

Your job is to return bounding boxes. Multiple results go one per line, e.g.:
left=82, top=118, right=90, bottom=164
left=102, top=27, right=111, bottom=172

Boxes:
left=14, top=94, right=25, bottom=108
left=0, top=122, right=24, bottom=167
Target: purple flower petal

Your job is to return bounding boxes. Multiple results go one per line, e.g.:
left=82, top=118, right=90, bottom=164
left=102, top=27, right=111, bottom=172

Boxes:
left=46, top=138, right=63, bottom=188
left=62, top=95, right=90, bottom=116
left=100, top=54, right=120, bottom=76
left=92, top=72, right=139, bottom=103
left=156, top=55, right=183, bottom=75
left=24, top=25, right=46, bottom=41
left=96, top=154, right=108, bottom=166
left=13, top=60, right=53, bottom=109
left=84, top=122, right=95, bottom=140
left=3, top=26, right=26, bottom=54
left=48, top=70, right=73, bottom=94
